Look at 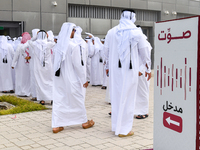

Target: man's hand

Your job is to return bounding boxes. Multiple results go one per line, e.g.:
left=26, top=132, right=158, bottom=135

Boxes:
left=145, top=72, right=151, bottom=81
left=106, top=69, right=109, bottom=76
left=138, top=72, right=143, bottom=76
left=83, top=81, right=88, bottom=88
left=25, top=56, right=31, bottom=60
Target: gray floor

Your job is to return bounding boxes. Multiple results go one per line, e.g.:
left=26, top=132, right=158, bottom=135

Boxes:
left=0, top=72, right=154, bottom=150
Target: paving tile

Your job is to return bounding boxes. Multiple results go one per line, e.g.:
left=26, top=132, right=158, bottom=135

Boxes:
left=21, top=146, right=32, bottom=150
left=0, top=72, right=154, bottom=150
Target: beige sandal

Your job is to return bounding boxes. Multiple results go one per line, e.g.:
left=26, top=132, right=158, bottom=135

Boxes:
left=118, top=131, right=134, bottom=137
left=53, top=127, right=64, bottom=133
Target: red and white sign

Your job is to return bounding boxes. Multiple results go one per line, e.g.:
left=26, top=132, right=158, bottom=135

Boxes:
left=154, top=16, right=200, bottom=150
left=163, top=112, right=182, bottom=133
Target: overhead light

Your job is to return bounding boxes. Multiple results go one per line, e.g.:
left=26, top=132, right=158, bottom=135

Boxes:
left=52, top=1, right=57, bottom=6
left=172, top=11, right=177, bottom=16
left=164, top=11, right=169, bottom=15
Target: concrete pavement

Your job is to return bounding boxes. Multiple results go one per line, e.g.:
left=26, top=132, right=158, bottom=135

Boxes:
left=0, top=74, right=154, bottom=150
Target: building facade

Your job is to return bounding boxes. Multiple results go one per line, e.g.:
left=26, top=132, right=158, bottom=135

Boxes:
left=0, top=0, right=200, bottom=67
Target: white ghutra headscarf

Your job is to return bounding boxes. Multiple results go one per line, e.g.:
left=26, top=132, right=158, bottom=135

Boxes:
left=34, top=30, right=48, bottom=66
left=53, top=22, right=76, bottom=72
left=47, top=30, right=54, bottom=42
left=116, top=10, right=144, bottom=62
left=73, top=26, right=85, bottom=49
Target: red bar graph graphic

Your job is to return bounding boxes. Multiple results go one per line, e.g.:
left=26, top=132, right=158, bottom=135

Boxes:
left=184, top=58, right=187, bottom=100
left=164, top=66, right=166, bottom=87
left=160, top=58, right=162, bottom=95
left=180, top=69, right=182, bottom=88
left=157, top=65, right=159, bottom=86
left=168, top=68, right=170, bottom=87
left=176, top=68, right=178, bottom=88
left=156, top=57, right=191, bottom=100
left=189, top=67, right=191, bottom=92
left=172, top=64, right=174, bottom=91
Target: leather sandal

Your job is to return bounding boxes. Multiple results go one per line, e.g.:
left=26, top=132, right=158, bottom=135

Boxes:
left=53, top=127, right=64, bottom=133
left=39, top=100, right=45, bottom=105
left=82, top=120, right=95, bottom=129
left=118, top=131, right=134, bottom=137
left=136, top=114, right=148, bottom=119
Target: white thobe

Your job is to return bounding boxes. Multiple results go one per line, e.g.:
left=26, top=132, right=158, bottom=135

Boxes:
left=134, top=47, right=151, bottom=115
left=134, top=68, right=150, bottom=115
left=52, top=40, right=87, bottom=128
left=104, top=27, right=151, bottom=135
left=29, top=46, right=37, bottom=98
left=102, top=62, right=108, bottom=87
left=12, top=39, right=22, bottom=90
left=90, top=45, right=103, bottom=85
left=8, top=40, right=16, bottom=90
left=11, top=44, right=31, bottom=96
left=0, top=44, right=14, bottom=91
left=21, top=40, right=55, bottom=101
left=86, top=41, right=93, bottom=82
left=86, top=57, right=91, bottom=82
left=105, top=77, right=111, bottom=103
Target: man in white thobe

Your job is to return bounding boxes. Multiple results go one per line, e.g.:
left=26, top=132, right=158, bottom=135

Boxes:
left=104, top=9, right=151, bottom=137
left=87, top=34, right=104, bottom=86
left=29, top=29, right=39, bottom=100
left=11, top=36, right=21, bottom=92
left=134, top=26, right=152, bottom=119
left=20, top=30, right=55, bottom=105
left=52, top=23, right=94, bottom=133
left=11, top=32, right=31, bottom=96
left=101, top=38, right=108, bottom=90
left=6, top=36, right=15, bottom=93
left=85, top=36, right=92, bottom=83
left=0, top=36, right=14, bottom=92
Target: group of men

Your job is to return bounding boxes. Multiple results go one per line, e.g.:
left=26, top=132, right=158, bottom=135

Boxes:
left=0, top=8, right=151, bottom=137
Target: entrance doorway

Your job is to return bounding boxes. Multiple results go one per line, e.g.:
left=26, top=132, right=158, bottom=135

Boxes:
left=0, top=21, right=24, bottom=38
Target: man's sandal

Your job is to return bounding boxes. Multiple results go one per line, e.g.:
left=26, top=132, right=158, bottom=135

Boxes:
left=118, top=131, right=134, bottom=137
left=53, top=127, right=64, bottom=133
left=82, top=120, right=95, bottom=129
left=101, top=86, right=107, bottom=89
left=40, top=100, right=45, bottom=105
left=31, top=97, right=37, bottom=101
left=136, top=114, right=148, bottom=119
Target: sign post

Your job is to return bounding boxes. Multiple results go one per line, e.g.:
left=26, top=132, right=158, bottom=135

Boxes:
left=154, top=16, right=200, bottom=150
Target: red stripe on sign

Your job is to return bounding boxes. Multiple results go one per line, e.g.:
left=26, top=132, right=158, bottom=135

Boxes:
left=184, top=65, right=187, bottom=100
left=172, top=64, right=174, bottom=91
left=180, top=69, right=182, bottom=88
left=180, top=77, right=182, bottom=88
left=160, top=58, right=162, bottom=89
left=157, top=65, right=159, bottom=87
left=196, top=16, right=200, bottom=150
left=189, top=67, right=191, bottom=86
left=168, top=68, right=170, bottom=86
